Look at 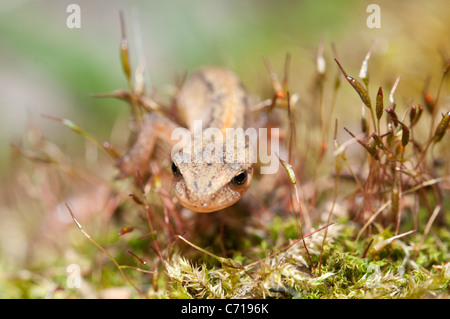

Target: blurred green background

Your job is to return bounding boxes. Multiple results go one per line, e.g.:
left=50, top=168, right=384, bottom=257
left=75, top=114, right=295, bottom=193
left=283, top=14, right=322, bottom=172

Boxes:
left=1, top=0, right=448, bottom=174
left=0, top=0, right=449, bottom=298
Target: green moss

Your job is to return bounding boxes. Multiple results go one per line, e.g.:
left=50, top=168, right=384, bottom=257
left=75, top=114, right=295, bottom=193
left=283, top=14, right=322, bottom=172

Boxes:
left=3, top=2, right=449, bottom=299
left=162, top=222, right=449, bottom=299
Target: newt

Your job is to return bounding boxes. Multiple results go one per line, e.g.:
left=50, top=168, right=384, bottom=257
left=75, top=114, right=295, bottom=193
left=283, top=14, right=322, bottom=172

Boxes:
left=117, top=66, right=253, bottom=212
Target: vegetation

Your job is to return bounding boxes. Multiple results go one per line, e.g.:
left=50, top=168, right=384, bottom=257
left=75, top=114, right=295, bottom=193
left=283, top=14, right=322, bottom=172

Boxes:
left=1, top=2, right=449, bottom=299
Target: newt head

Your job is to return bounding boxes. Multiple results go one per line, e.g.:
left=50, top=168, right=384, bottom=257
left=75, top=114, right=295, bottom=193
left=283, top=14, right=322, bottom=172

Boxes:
left=171, top=151, right=253, bottom=213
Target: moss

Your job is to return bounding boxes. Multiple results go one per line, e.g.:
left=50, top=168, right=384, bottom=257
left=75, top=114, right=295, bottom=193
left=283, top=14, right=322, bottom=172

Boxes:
left=162, top=221, right=449, bottom=299
left=3, top=3, right=449, bottom=299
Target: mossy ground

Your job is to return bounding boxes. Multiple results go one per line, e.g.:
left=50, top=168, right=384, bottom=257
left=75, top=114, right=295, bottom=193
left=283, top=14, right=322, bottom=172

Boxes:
left=163, top=221, right=449, bottom=299
left=1, top=1, right=449, bottom=300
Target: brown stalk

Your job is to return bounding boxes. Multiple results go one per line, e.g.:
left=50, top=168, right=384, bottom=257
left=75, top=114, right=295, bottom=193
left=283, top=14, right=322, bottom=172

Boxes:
left=65, top=203, right=146, bottom=298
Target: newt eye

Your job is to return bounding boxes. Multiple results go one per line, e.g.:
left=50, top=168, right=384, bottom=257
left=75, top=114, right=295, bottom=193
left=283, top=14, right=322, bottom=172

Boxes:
left=171, top=161, right=182, bottom=178
left=231, top=171, right=247, bottom=186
